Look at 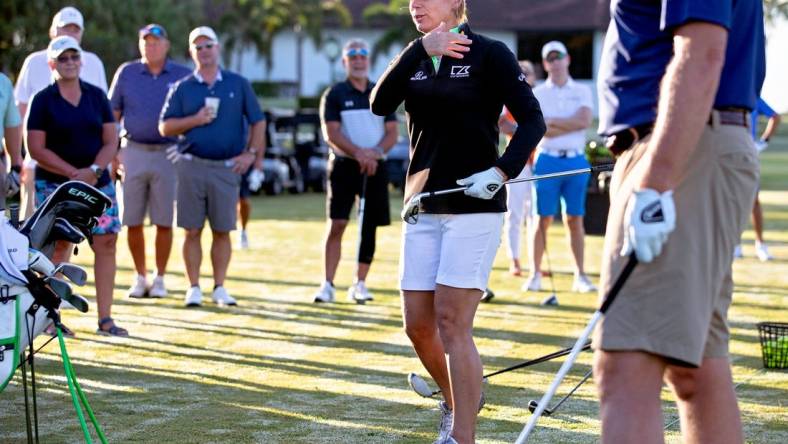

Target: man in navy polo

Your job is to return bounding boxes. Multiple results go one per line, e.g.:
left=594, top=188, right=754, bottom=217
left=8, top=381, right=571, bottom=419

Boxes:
left=160, top=26, right=265, bottom=308
left=110, top=24, right=191, bottom=300
left=593, top=1, right=764, bottom=442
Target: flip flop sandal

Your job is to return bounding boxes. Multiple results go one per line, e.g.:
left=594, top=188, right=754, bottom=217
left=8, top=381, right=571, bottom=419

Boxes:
left=96, top=317, right=129, bottom=337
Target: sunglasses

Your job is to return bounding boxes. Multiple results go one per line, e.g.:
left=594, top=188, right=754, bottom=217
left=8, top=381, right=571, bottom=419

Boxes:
left=345, top=48, right=369, bottom=58
left=545, top=53, right=566, bottom=62
left=56, top=53, right=81, bottom=63
left=193, top=42, right=215, bottom=51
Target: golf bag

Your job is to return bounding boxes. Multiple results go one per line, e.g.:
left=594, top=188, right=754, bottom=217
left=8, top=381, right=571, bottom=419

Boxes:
left=1, top=181, right=110, bottom=392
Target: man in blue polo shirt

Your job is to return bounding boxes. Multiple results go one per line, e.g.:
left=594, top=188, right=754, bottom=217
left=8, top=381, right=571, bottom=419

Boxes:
left=110, top=24, right=191, bottom=300
left=593, top=1, right=764, bottom=442
left=160, top=26, right=266, bottom=308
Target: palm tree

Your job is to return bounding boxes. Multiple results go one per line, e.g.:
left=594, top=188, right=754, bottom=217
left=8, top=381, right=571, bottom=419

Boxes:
left=363, top=0, right=419, bottom=65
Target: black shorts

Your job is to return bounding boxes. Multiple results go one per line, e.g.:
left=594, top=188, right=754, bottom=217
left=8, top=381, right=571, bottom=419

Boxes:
left=327, top=156, right=391, bottom=226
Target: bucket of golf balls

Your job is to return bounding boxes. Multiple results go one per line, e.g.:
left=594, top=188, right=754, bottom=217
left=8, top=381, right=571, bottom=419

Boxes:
left=757, top=322, right=788, bottom=369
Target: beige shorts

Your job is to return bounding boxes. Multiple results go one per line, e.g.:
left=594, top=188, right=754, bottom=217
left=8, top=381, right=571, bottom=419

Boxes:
left=120, top=141, right=177, bottom=227
left=593, top=119, right=759, bottom=367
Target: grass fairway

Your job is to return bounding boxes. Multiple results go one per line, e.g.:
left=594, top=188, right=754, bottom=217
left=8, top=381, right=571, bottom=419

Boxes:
left=1, top=136, right=787, bottom=443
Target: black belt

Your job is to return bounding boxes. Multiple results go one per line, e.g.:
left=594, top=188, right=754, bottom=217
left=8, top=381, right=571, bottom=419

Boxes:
left=709, top=108, right=749, bottom=127
left=606, top=123, right=653, bottom=156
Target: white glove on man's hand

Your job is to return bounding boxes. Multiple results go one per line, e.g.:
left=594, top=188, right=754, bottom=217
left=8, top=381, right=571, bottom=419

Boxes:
left=621, top=188, right=676, bottom=263
left=754, top=139, right=768, bottom=153
left=456, top=167, right=505, bottom=200
left=247, top=168, right=265, bottom=192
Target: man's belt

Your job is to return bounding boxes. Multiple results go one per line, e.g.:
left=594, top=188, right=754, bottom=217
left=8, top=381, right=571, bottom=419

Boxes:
left=123, top=139, right=172, bottom=152
left=182, top=154, right=235, bottom=168
left=538, top=148, right=585, bottom=159
left=605, top=123, right=654, bottom=156
left=709, top=108, right=749, bottom=127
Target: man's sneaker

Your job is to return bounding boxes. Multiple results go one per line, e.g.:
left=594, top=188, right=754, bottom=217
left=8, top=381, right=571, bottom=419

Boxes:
left=755, top=243, right=773, bottom=262
left=212, top=286, right=238, bottom=306
left=480, top=288, right=495, bottom=303
left=148, top=275, right=167, bottom=298
left=437, top=401, right=453, bottom=442
left=572, top=274, right=597, bottom=293
left=239, top=230, right=250, bottom=250
left=348, top=281, right=373, bottom=304
left=522, top=273, right=542, bottom=292
left=313, top=282, right=335, bottom=303
left=733, top=244, right=743, bottom=259
left=184, top=286, right=202, bottom=307
left=127, top=274, right=149, bottom=298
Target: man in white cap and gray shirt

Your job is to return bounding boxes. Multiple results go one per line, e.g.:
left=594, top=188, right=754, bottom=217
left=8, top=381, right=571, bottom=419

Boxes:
left=15, top=6, right=108, bottom=220
left=160, top=26, right=265, bottom=308
left=524, top=40, right=596, bottom=303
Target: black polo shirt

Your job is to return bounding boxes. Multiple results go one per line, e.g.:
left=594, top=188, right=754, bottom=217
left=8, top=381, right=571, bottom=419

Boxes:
left=371, top=23, right=545, bottom=214
left=320, top=79, right=397, bottom=158
left=27, top=80, right=114, bottom=185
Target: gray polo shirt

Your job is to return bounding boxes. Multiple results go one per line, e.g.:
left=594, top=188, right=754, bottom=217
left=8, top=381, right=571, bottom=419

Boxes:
left=109, top=59, right=191, bottom=144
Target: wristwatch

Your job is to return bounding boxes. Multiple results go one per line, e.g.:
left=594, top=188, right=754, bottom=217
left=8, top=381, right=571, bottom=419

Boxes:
left=246, top=147, right=258, bottom=155
left=89, top=163, right=104, bottom=179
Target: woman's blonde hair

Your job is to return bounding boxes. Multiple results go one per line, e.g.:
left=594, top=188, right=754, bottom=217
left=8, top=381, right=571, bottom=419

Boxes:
left=454, top=0, right=468, bottom=23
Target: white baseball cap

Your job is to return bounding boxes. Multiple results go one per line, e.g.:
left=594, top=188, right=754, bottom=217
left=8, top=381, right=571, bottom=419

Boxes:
left=47, top=36, right=82, bottom=60
left=189, top=26, right=218, bottom=45
left=541, top=41, right=568, bottom=59
left=52, top=6, right=84, bottom=30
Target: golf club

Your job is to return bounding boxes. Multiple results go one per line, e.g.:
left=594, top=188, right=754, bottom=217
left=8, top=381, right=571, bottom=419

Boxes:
left=539, top=225, right=558, bottom=306
left=407, top=341, right=592, bottom=398
left=516, top=253, right=638, bottom=443
left=402, top=164, right=614, bottom=224
left=351, top=174, right=368, bottom=304
left=526, top=369, right=592, bottom=416
left=46, top=277, right=89, bottom=313
left=52, top=263, right=88, bottom=286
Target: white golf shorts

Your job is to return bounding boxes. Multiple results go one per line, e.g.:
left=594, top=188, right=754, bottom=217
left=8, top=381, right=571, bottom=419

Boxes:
left=399, top=212, right=503, bottom=292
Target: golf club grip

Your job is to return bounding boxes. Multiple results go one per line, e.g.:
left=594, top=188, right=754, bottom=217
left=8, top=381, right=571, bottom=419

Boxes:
left=599, top=254, right=638, bottom=314
left=590, top=163, right=615, bottom=173
left=483, top=342, right=591, bottom=379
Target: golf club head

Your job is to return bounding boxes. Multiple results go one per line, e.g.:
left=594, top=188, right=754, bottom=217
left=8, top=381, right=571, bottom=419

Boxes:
left=401, top=194, right=424, bottom=224
left=53, top=263, right=88, bottom=286
left=407, top=372, right=435, bottom=398
left=63, top=293, right=89, bottom=313
left=527, top=400, right=551, bottom=416
left=540, top=294, right=559, bottom=306
left=480, top=288, right=495, bottom=303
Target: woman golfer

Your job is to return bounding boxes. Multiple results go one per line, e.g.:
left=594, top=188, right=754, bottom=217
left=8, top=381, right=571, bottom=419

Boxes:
left=371, top=1, right=545, bottom=442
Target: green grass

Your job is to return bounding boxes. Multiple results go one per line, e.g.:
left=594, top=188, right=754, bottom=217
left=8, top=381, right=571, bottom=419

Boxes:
left=1, top=127, right=787, bottom=443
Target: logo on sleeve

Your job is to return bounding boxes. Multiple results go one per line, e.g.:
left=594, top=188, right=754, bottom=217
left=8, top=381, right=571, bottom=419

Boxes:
left=450, top=66, right=471, bottom=78
left=344, top=100, right=354, bottom=107
left=410, top=71, right=427, bottom=81
left=518, top=73, right=527, bottom=82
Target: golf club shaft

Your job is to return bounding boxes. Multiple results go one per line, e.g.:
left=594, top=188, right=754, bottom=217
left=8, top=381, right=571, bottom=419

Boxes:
left=516, top=254, right=638, bottom=443
left=547, top=369, right=593, bottom=414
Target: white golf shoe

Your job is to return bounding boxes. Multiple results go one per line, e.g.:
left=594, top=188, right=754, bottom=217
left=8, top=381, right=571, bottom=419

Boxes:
left=148, top=275, right=168, bottom=298
left=212, top=286, right=238, bottom=306
left=127, top=274, right=149, bottom=298
left=437, top=401, right=453, bottom=442
left=313, top=282, right=335, bottom=303
left=733, top=244, right=743, bottom=260
left=184, top=286, right=202, bottom=307
left=755, top=243, right=773, bottom=262
left=522, top=273, right=542, bottom=292
left=239, top=230, right=250, bottom=250
left=572, top=274, right=598, bottom=293
left=348, top=281, right=373, bottom=304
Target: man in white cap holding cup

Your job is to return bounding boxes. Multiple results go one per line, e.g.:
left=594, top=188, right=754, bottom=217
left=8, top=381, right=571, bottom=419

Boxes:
left=14, top=6, right=108, bottom=221
left=159, top=26, right=266, bottom=308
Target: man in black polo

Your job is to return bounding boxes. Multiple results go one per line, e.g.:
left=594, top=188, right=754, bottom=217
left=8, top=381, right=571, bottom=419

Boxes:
left=313, top=39, right=398, bottom=304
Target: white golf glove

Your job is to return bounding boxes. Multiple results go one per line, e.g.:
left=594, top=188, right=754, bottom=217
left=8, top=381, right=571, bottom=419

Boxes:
left=247, top=168, right=265, bottom=192
left=457, top=167, right=505, bottom=200
left=621, top=188, right=676, bottom=263
left=754, top=139, right=768, bottom=153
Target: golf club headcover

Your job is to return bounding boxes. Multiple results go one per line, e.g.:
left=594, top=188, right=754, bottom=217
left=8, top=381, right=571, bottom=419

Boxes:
left=621, top=188, right=675, bottom=263
left=457, top=167, right=505, bottom=200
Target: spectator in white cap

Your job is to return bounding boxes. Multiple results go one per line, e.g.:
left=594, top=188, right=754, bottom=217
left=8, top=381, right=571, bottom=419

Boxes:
left=14, top=6, right=108, bottom=221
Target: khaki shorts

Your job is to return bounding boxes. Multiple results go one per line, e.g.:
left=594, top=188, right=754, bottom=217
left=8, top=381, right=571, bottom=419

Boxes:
left=175, top=158, right=240, bottom=232
left=120, top=141, right=177, bottom=227
left=593, top=119, right=759, bottom=367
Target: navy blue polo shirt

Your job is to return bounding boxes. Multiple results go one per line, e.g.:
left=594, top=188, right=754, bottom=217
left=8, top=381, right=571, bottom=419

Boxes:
left=160, top=69, right=264, bottom=160
left=26, top=80, right=114, bottom=186
left=109, top=59, right=191, bottom=144
left=598, top=0, right=765, bottom=136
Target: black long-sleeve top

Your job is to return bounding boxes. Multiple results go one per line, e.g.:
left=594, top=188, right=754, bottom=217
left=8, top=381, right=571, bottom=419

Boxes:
left=371, top=23, right=545, bottom=214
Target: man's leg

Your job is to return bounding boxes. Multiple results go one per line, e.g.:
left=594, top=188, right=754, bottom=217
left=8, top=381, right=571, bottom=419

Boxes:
left=324, top=219, right=348, bottom=283
left=211, top=230, right=232, bottom=286
left=751, top=196, right=764, bottom=244
left=239, top=197, right=251, bottom=231
left=183, top=228, right=203, bottom=287
left=127, top=225, right=147, bottom=276
left=92, top=233, right=118, bottom=321
left=594, top=350, right=667, bottom=444
left=665, top=358, right=743, bottom=444
left=154, top=225, right=173, bottom=276
left=564, top=215, right=586, bottom=275
left=435, top=284, right=483, bottom=444
left=528, top=216, right=553, bottom=277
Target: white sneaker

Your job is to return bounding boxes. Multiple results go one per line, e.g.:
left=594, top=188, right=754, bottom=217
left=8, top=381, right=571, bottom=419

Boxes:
left=733, top=244, right=743, bottom=259
left=436, top=401, right=453, bottom=442
left=313, top=282, right=335, bottom=303
left=522, top=274, right=542, bottom=292
left=755, top=243, right=773, bottom=262
left=239, top=230, right=249, bottom=250
left=348, top=281, right=373, bottom=304
left=572, top=274, right=598, bottom=293
left=212, top=286, right=238, bottom=306
left=184, top=286, right=202, bottom=307
left=148, top=275, right=167, bottom=298
left=127, top=274, right=149, bottom=298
